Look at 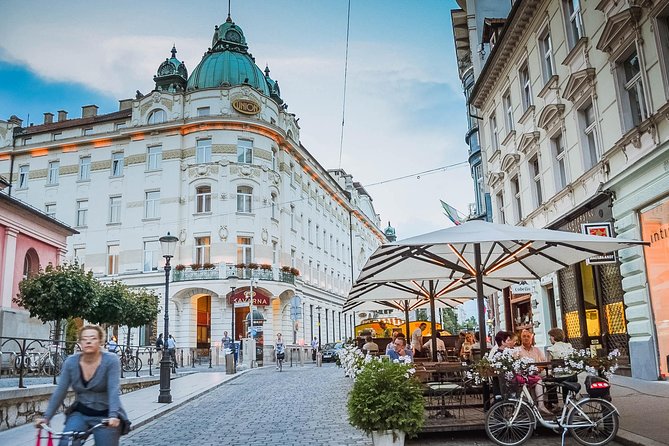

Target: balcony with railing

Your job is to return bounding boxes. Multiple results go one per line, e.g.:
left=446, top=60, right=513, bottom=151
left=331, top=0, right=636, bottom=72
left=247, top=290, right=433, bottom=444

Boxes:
left=172, top=263, right=298, bottom=285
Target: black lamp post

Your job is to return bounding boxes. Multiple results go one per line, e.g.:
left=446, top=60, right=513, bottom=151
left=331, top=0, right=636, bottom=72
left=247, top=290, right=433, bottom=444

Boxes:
left=158, top=232, right=178, bottom=404
left=316, top=306, right=322, bottom=350
left=227, top=274, right=239, bottom=372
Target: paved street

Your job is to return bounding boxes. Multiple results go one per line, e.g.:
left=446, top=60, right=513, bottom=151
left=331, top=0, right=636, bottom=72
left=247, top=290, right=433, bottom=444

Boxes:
left=122, top=364, right=622, bottom=446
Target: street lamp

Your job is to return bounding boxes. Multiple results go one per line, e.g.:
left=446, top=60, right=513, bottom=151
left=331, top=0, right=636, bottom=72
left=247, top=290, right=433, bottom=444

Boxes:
left=316, top=306, right=322, bottom=350
left=158, top=232, right=178, bottom=404
left=227, top=274, right=238, bottom=371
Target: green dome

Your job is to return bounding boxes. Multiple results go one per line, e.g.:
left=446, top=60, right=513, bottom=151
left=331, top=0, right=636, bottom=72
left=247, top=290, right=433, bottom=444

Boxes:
left=187, top=16, right=270, bottom=95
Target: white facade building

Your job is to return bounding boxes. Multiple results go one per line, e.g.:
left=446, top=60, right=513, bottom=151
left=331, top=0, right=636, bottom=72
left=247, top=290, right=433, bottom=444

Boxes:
left=0, top=16, right=386, bottom=361
left=465, top=0, right=669, bottom=380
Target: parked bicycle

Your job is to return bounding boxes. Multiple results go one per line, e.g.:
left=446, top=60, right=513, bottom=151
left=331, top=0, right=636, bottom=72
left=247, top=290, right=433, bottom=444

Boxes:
left=118, top=347, right=142, bottom=373
left=485, top=377, right=618, bottom=446
left=14, top=345, right=66, bottom=376
left=37, top=420, right=109, bottom=446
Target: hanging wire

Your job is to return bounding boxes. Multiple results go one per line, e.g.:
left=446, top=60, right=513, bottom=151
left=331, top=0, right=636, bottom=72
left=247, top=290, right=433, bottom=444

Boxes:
left=363, top=161, right=469, bottom=188
left=338, top=0, right=352, bottom=169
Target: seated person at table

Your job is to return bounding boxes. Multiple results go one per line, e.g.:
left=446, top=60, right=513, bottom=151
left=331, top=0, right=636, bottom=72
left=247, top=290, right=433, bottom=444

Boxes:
left=423, top=336, right=446, bottom=360
left=472, top=331, right=493, bottom=350
left=515, top=329, right=550, bottom=414
left=385, top=331, right=401, bottom=355
left=362, top=336, right=379, bottom=354
left=487, top=330, right=516, bottom=360
left=388, top=337, right=413, bottom=362
left=459, top=332, right=475, bottom=361
left=546, top=328, right=572, bottom=360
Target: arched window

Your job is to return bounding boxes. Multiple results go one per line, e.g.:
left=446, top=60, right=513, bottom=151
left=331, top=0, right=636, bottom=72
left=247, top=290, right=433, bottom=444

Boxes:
left=196, top=185, right=212, bottom=213
left=23, top=249, right=39, bottom=280
left=147, top=109, right=167, bottom=125
left=270, top=193, right=277, bottom=219
left=237, top=186, right=253, bottom=213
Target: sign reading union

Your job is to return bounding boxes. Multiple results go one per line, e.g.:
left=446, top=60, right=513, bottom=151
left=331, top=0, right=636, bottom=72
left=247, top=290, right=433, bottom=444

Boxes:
left=228, top=287, right=270, bottom=306
left=232, top=98, right=260, bottom=115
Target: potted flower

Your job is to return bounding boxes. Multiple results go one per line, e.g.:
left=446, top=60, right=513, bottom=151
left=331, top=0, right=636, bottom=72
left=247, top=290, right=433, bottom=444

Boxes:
left=235, top=263, right=247, bottom=270
left=174, top=264, right=186, bottom=271
left=259, top=263, right=273, bottom=271
left=190, top=263, right=202, bottom=271
left=248, top=262, right=259, bottom=270
left=347, top=360, right=424, bottom=445
left=280, top=266, right=292, bottom=273
left=202, top=262, right=216, bottom=270
left=290, top=267, right=300, bottom=276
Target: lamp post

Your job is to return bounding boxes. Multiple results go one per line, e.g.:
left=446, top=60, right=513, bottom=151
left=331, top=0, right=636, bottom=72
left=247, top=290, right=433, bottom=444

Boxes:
left=227, top=274, right=238, bottom=371
left=248, top=277, right=257, bottom=368
left=316, top=306, right=322, bottom=350
left=158, top=232, right=178, bottom=404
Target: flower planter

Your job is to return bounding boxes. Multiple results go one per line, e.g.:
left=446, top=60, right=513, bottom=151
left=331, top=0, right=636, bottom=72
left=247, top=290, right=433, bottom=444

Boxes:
left=371, top=430, right=405, bottom=446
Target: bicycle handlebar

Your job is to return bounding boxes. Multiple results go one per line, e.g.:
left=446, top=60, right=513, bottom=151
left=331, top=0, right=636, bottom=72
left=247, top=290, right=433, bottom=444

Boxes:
left=38, top=419, right=110, bottom=438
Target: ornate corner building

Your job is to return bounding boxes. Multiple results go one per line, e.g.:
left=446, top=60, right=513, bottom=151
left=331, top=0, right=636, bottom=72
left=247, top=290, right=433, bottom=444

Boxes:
left=0, top=16, right=386, bottom=361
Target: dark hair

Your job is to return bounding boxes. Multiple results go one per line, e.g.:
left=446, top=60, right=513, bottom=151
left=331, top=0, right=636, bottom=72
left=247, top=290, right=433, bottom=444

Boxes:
left=548, top=327, right=565, bottom=342
left=365, top=335, right=373, bottom=342
left=396, top=332, right=406, bottom=339
left=494, top=330, right=509, bottom=347
left=474, top=331, right=481, bottom=342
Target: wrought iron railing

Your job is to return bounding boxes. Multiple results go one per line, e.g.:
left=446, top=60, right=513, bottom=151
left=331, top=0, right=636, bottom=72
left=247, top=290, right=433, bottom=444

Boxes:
left=172, top=264, right=296, bottom=284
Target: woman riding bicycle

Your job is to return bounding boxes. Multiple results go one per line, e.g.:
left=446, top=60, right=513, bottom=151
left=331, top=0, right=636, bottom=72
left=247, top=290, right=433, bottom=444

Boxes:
left=36, top=325, right=126, bottom=446
left=275, top=333, right=285, bottom=371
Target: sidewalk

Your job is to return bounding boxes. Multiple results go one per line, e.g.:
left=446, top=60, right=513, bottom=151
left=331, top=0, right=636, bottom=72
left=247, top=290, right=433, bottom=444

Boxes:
left=610, top=374, right=669, bottom=446
left=0, top=367, right=251, bottom=446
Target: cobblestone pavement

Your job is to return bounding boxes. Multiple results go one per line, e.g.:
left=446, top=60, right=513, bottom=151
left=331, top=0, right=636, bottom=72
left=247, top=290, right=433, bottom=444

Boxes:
left=122, top=364, right=622, bottom=446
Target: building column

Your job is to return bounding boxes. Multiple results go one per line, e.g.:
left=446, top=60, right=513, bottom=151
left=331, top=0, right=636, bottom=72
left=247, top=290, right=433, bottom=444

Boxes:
left=1, top=228, right=19, bottom=309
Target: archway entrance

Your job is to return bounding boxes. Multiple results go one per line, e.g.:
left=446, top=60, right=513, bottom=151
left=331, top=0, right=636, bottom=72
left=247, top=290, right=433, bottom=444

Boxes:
left=196, top=295, right=211, bottom=349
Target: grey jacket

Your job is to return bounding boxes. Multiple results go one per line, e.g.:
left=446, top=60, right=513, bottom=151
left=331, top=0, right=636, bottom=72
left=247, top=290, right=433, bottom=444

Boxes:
left=44, top=352, right=122, bottom=420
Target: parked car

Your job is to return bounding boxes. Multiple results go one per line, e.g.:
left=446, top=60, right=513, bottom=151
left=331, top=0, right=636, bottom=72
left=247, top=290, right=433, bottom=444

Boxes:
left=321, top=342, right=343, bottom=363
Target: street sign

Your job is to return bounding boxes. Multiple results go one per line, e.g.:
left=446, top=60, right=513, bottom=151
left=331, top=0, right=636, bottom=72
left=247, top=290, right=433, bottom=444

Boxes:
left=511, top=283, right=533, bottom=294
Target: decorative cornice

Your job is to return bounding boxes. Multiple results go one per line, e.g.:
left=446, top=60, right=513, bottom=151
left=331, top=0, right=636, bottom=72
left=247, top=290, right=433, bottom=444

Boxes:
left=518, top=105, right=535, bottom=126
left=561, top=37, right=589, bottom=67
left=563, top=68, right=596, bottom=103
left=537, top=104, right=566, bottom=130
left=537, top=75, right=559, bottom=99
left=501, top=130, right=516, bottom=147
left=501, top=152, right=521, bottom=172
left=518, top=131, right=540, bottom=154
left=487, top=171, right=505, bottom=188
left=596, top=7, right=643, bottom=54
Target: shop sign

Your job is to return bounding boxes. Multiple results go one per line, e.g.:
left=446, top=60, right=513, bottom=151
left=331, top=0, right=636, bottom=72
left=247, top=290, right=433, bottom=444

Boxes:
left=511, top=282, right=534, bottom=295
left=582, top=223, right=617, bottom=264
left=232, top=98, right=260, bottom=115
left=228, top=287, right=270, bottom=306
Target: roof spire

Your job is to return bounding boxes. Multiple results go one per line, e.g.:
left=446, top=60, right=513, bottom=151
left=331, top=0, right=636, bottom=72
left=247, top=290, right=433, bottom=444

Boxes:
left=264, top=64, right=270, bottom=76
left=171, top=44, right=177, bottom=58
left=227, top=0, right=232, bottom=22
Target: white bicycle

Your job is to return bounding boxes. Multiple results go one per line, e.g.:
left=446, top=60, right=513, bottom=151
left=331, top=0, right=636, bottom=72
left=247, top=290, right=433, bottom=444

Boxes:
left=37, top=420, right=109, bottom=446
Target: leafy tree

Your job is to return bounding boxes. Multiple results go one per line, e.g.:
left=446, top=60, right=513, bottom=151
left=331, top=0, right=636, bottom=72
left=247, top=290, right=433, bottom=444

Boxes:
left=415, top=309, right=428, bottom=321
left=14, top=262, right=96, bottom=341
left=85, top=281, right=128, bottom=327
left=461, top=315, right=478, bottom=331
left=440, top=308, right=459, bottom=335
left=121, top=288, right=159, bottom=347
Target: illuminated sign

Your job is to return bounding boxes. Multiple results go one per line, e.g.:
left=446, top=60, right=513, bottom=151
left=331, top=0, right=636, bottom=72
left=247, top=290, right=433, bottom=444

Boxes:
left=582, top=222, right=616, bottom=264
left=228, top=287, right=270, bottom=306
left=232, top=98, right=260, bottom=115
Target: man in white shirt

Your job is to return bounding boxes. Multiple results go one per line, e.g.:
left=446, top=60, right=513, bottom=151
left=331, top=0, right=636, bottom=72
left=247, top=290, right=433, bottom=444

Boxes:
left=412, top=323, right=427, bottom=357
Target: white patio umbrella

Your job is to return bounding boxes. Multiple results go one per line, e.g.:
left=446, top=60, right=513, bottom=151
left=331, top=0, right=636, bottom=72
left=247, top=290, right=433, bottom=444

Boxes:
left=349, top=220, right=646, bottom=360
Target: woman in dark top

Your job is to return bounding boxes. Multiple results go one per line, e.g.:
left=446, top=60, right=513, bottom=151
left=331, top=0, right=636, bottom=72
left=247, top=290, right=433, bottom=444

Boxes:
left=37, top=325, right=123, bottom=446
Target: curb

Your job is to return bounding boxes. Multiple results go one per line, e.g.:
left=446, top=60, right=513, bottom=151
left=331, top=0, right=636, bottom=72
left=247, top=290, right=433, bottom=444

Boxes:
left=129, top=368, right=255, bottom=432
left=616, top=428, right=669, bottom=446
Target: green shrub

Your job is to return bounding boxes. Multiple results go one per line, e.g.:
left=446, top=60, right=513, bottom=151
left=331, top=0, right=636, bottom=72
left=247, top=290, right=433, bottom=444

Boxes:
left=347, top=360, right=424, bottom=437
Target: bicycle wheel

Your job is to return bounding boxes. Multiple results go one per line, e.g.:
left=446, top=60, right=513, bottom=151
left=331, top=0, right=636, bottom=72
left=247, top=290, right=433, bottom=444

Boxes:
left=134, top=357, right=143, bottom=372
left=568, top=398, right=619, bottom=446
left=122, top=357, right=136, bottom=373
left=485, top=401, right=535, bottom=446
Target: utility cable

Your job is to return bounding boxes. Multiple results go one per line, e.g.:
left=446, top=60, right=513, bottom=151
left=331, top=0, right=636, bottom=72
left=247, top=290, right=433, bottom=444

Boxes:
left=338, top=0, right=351, bottom=169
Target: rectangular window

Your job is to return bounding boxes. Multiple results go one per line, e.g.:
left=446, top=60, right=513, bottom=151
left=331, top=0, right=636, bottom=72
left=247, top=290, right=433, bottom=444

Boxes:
left=520, top=64, right=533, bottom=111
left=143, top=240, right=160, bottom=272
left=236, top=236, right=253, bottom=264
left=618, top=50, right=649, bottom=130
left=308, top=219, right=313, bottom=243
left=196, top=185, right=212, bottom=213
left=474, top=163, right=485, bottom=214
left=52, top=132, right=62, bottom=141
left=196, top=138, right=212, bottom=164
left=47, top=161, right=59, bottom=185
left=564, top=0, right=584, bottom=50
left=108, top=196, right=122, bottom=224
left=291, top=248, right=296, bottom=268
left=115, top=122, right=127, bottom=130
left=580, top=103, right=599, bottom=170
left=530, top=155, right=542, bottom=207
left=657, top=11, right=669, bottom=87
left=45, top=203, right=56, bottom=219
left=74, top=247, right=85, bottom=266
left=271, top=149, right=277, bottom=171
left=490, top=114, right=499, bottom=150
left=316, top=224, right=321, bottom=248
left=290, top=205, right=295, bottom=230
left=540, top=32, right=555, bottom=82
left=552, top=133, right=568, bottom=190
left=18, top=165, right=29, bottom=188
left=107, top=244, right=119, bottom=275
left=272, top=240, right=279, bottom=265
left=236, top=186, right=253, bottom=213
left=111, top=152, right=124, bottom=177
left=195, top=236, right=211, bottom=264
left=237, top=139, right=253, bottom=164
left=270, top=193, right=277, bottom=219
left=496, top=192, right=506, bottom=224
left=197, top=107, right=210, bottom=117
left=503, top=91, right=514, bottom=134
left=83, top=128, right=93, bottom=136
left=145, top=190, right=160, bottom=219
left=76, top=200, right=88, bottom=227
left=511, top=176, right=522, bottom=222
left=79, top=156, right=91, bottom=181
left=147, top=145, right=162, bottom=170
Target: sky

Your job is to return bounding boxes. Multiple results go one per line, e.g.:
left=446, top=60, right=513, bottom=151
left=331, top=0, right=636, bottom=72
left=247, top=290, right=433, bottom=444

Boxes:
left=0, top=0, right=472, bottom=240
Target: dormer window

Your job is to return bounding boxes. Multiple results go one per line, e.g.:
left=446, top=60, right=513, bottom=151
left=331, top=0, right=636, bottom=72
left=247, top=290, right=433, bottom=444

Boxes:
left=147, top=109, right=167, bottom=125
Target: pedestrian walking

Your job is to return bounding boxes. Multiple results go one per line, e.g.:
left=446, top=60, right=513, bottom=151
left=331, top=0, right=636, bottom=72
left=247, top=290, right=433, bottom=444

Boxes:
left=311, top=337, right=318, bottom=362
left=221, top=331, right=232, bottom=351
left=36, top=325, right=129, bottom=446
left=275, top=333, right=285, bottom=371
left=167, top=334, right=177, bottom=371
left=106, top=336, right=119, bottom=354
